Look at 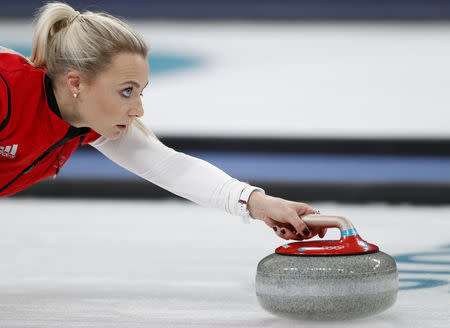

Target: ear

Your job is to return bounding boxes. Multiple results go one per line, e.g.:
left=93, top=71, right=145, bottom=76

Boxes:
left=66, top=71, right=81, bottom=95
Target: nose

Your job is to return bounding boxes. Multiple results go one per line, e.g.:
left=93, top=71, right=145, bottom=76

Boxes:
left=129, top=98, right=144, bottom=118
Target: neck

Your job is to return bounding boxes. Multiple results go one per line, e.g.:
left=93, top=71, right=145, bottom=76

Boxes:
left=53, top=85, right=85, bottom=127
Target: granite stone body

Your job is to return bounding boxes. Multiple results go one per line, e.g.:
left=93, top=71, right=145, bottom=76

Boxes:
left=255, top=251, right=398, bottom=321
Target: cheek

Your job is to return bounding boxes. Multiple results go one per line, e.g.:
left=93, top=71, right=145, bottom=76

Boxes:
left=95, top=90, right=124, bottom=118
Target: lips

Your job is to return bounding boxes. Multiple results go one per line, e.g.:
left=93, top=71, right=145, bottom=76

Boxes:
left=116, top=124, right=127, bottom=131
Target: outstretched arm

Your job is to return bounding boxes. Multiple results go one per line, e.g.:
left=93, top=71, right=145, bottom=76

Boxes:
left=88, top=123, right=257, bottom=217
left=88, top=122, right=324, bottom=240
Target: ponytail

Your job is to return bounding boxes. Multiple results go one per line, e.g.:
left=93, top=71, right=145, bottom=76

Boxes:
left=30, top=2, right=77, bottom=70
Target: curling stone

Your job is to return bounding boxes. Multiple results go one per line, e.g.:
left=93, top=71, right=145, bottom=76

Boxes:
left=255, top=215, right=398, bottom=321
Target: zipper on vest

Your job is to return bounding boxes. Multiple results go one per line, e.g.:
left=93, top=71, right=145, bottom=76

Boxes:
left=53, top=153, right=60, bottom=179
left=0, top=126, right=91, bottom=194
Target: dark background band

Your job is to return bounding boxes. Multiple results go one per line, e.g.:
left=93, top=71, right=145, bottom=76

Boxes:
left=2, top=1, right=450, bottom=20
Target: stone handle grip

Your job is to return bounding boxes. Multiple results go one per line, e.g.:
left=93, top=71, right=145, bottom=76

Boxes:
left=300, top=214, right=355, bottom=232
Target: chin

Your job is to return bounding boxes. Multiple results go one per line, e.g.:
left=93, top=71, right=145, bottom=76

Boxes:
left=99, top=125, right=125, bottom=140
left=108, top=132, right=122, bottom=140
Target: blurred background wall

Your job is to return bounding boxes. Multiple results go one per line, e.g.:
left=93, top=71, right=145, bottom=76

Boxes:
left=1, top=0, right=450, bottom=203
left=3, top=0, right=450, bottom=19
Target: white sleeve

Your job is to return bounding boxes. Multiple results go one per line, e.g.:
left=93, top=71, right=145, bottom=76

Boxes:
left=88, top=123, right=264, bottom=217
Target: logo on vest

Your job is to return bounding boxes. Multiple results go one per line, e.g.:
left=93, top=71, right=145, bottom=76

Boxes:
left=0, top=144, right=18, bottom=159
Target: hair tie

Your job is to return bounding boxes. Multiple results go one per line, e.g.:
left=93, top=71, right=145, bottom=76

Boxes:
left=68, top=11, right=81, bottom=25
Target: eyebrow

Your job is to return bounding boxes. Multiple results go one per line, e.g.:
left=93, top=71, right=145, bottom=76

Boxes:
left=121, top=81, right=149, bottom=89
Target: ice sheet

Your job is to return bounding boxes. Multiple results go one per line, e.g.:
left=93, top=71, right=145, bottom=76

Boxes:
left=0, top=198, right=448, bottom=327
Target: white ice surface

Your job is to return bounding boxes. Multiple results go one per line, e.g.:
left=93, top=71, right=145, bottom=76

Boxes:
left=0, top=198, right=448, bottom=327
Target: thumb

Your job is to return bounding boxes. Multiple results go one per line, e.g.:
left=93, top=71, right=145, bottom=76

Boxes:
left=293, top=204, right=317, bottom=216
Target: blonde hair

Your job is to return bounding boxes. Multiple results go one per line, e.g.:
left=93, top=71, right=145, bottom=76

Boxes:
left=29, top=1, right=157, bottom=139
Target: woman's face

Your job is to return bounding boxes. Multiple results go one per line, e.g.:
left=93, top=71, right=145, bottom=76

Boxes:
left=79, top=52, right=149, bottom=139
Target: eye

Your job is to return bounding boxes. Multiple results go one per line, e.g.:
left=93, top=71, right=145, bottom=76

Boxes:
left=122, top=87, right=133, bottom=97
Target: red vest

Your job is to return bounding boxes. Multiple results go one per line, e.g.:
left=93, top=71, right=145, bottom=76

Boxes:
left=0, top=53, right=101, bottom=197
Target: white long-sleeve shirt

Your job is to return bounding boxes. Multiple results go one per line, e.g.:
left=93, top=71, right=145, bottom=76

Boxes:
left=88, top=123, right=264, bottom=218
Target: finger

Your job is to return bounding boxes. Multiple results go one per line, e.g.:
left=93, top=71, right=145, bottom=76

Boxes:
left=280, top=222, right=305, bottom=240
left=272, top=226, right=287, bottom=240
left=290, top=202, right=316, bottom=216
left=276, top=226, right=290, bottom=240
left=263, top=217, right=289, bottom=240
left=264, top=217, right=302, bottom=241
left=285, top=211, right=311, bottom=238
left=263, top=216, right=278, bottom=229
left=305, top=207, right=318, bottom=215
left=319, top=228, right=328, bottom=239
left=301, top=226, right=326, bottom=240
left=279, top=226, right=300, bottom=240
